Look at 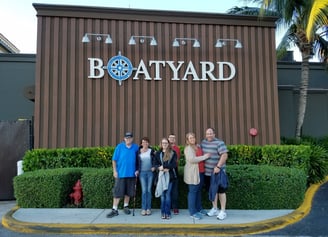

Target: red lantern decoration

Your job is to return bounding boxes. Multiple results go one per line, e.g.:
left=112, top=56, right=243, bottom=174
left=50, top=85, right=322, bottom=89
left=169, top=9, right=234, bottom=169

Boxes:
left=249, top=128, right=258, bottom=137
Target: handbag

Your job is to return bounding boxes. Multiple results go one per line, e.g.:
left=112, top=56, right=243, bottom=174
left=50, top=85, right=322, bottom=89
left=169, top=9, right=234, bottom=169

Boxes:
left=209, top=170, right=229, bottom=201
left=218, top=170, right=229, bottom=189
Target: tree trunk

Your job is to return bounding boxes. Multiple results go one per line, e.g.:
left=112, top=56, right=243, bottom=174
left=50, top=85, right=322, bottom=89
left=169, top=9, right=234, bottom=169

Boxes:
left=295, top=54, right=310, bottom=141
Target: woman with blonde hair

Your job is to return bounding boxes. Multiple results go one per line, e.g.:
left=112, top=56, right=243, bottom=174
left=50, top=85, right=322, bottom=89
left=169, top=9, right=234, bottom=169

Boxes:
left=184, top=132, right=210, bottom=220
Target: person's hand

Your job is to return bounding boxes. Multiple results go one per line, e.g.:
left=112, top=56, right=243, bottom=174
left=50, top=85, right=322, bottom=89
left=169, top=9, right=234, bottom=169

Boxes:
left=151, top=167, right=155, bottom=172
left=159, top=165, right=164, bottom=171
left=204, top=153, right=211, bottom=159
left=135, top=170, right=139, bottom=177
left=214, top=166, right=221, bottom=174
left=113, top=170, right=118, bottom=178
left=164, top=168, right=169, bottom=172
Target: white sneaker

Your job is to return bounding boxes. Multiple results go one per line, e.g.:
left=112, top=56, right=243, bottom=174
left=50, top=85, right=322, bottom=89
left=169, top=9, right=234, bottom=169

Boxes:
left=207, top=208, right=218, bottom=217
left=217, top=210, right=227, bottom=220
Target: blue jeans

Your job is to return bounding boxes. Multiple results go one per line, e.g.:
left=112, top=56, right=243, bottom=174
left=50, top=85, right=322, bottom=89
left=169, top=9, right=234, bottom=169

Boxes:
left=139, top=171, right=153, bottom=210
left=161, top=182, right=173, bottom=216
left=188, top=173, right=204, bottom=215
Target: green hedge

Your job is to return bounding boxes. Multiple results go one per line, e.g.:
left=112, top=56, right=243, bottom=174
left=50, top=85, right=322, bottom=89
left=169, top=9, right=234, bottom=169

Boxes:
left=14, top=168, right=83, bottom=207
left=14, top=165, right=307, bottom=209
left=226, top=145, right=311, bottom=168
left=82, top=168, right=113, bottom=208
left=22, top=147, right=114, bottom=171
left=22, top=144, right=327, bottom=185
left=227, top=165, right=307, bottom=209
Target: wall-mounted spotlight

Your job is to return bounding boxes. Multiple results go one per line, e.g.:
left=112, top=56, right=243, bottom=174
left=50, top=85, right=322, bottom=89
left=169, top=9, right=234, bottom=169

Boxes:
left=172, top=38, right=200, bottom=48
left=215, top=39, right=242, bottom=48
left=82, top=33, right=113, bottom=44
left=128, top=36, right=157, bottom=46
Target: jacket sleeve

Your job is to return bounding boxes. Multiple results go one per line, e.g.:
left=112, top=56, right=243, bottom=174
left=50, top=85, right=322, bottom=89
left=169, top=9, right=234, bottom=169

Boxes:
left=185, top=146, right=208, bottom=164
left=163, top=151, right=177, bottom=169
left=153, top=151, right=162, bottom=169
left=136, top=147, right=141, bottom=172
left=150, top=148, right=156, bottom=168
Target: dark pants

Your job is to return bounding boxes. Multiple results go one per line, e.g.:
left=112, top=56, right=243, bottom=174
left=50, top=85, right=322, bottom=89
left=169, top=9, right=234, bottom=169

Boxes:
left=204, top=175, right=211, bottom=192
left=171, top=178, right=179, bottom=209
left=197, top=172, right=205, bottom=210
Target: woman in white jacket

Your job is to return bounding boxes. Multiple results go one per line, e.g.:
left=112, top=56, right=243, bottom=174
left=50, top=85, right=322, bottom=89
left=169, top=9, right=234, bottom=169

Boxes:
left=183, top=132, right=210, bottom=220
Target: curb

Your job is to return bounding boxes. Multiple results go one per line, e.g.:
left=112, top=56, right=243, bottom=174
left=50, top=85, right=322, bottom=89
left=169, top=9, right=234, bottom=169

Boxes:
left=2, top=176, right=328, bottom=236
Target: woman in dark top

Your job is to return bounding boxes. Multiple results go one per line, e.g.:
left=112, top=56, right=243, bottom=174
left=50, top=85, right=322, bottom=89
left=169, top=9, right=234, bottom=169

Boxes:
left=153, top=137, right=177, bottom=220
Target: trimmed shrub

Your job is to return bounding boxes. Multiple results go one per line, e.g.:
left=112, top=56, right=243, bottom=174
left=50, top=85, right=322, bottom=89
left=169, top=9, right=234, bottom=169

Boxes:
left=22, top=144, right=327, bottom=185
left=22, top=147, right=114, bottom=172
left=228, top=145, right=262, bottom=165
left=13, top=165, right=307, bottom=209
left=227, top=165, right=307, bottom=209
left=14, top=168, right=83, bottom=207
left=260, top=145, right=311, bottom=171
left=282, top=136, right=328, bottom=180
left=82, top=168, right=113, bottom=208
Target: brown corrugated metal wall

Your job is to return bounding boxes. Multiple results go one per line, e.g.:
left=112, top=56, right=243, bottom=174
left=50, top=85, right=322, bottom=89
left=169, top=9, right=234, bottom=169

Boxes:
left=33, top=4, right=280, bottom=148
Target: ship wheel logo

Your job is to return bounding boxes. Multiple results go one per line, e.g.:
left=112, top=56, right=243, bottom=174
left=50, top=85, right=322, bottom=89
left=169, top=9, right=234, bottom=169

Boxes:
left=107, top=51, right=133, bottom=86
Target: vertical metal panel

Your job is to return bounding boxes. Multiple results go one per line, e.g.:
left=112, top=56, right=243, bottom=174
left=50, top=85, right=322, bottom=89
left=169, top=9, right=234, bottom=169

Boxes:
left=77, top=19, right=85, bottom=147
left=33, top=5, right=280, bottom=148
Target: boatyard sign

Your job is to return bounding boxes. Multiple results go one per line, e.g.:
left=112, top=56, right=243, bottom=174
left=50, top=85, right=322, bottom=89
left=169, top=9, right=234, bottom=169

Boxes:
left=88, top=52, right=236, bottom=85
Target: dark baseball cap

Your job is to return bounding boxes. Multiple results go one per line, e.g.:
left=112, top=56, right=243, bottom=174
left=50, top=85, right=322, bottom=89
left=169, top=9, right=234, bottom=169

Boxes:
left=124, top=132, right=133, bottom=138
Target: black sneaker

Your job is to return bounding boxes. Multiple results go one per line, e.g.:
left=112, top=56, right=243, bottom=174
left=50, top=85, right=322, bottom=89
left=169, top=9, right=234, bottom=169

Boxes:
left=106, top=209, right=118, bottom=218
left=123, top=206, right=131, bottom=215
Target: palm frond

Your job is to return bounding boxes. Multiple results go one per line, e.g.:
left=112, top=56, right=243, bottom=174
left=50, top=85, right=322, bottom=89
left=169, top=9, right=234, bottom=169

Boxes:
left=313, top=29, right=328, bottom=61
left=306, top=0, right=328, bottom=41
left=227, top=6, right=261, bottom=15
left=226, top=6, right=278, bottom=16
left=276, top=29, right=294, bottom=51
left=254, top=0, right=302, bottom=22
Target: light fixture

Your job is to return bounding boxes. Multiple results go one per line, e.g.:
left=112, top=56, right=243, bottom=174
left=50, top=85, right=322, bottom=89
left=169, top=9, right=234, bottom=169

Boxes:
left=215, top=39, right=242, bottom=48
left=172, top=38, right=200, bottom=48
left=82, top=33, right=113, bottom=44
left=128, top=36, right=157, bottom=46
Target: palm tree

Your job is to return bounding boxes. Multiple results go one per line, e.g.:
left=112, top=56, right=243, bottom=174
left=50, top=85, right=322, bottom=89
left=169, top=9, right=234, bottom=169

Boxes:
left=228, top=0, right=328, bottom=141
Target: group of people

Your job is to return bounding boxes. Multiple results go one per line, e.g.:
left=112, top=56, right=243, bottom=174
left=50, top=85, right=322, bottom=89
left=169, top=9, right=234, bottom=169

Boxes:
left=106, top=128, right=228, bottom=221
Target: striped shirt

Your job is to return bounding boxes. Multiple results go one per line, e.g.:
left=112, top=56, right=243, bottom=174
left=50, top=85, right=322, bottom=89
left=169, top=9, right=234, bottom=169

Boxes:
left=201, top=138, right=228, bottom=176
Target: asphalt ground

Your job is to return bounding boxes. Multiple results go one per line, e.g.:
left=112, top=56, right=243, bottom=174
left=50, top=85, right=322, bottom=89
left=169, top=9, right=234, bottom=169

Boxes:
left=1, top=176, right=327, bottom=236
left=253, top=176, right=328, bottom=236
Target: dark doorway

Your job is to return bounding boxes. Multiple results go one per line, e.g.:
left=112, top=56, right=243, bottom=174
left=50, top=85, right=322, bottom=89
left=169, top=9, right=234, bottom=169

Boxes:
left=0, top=120, right=32, bottom=200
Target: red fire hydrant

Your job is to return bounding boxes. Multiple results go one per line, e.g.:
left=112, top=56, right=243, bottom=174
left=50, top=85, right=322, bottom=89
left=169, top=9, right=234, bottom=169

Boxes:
left=70, top=179, right=83, bottom=206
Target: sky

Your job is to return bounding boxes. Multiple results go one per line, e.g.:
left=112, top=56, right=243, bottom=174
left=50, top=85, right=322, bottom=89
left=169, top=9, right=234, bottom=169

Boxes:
left=0, top=0, right=263, bottom=54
